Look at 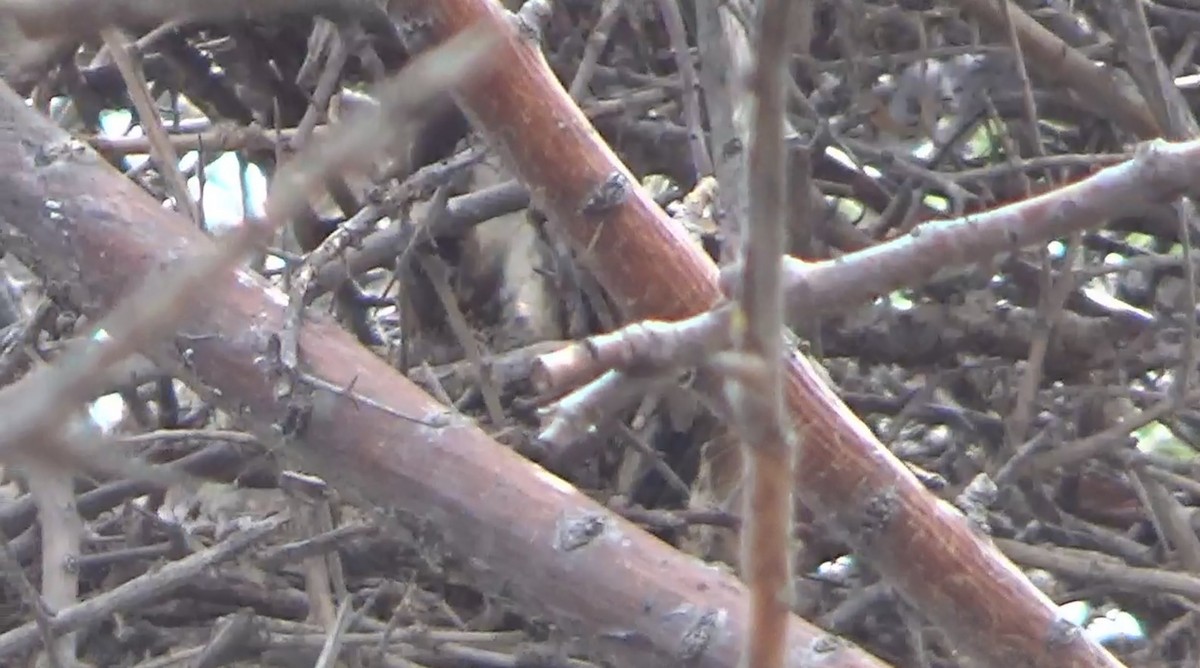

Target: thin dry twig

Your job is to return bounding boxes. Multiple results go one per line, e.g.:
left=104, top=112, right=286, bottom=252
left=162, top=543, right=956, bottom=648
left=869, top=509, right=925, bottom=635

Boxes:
left=0, top=516, right=285, bottom=659
left=1101, top=0, right=1200, bottom=409
left=653, top=0, right=713, bottom=178
left=997, top=537, right=1200, bottom=599
left=537, top=369, right=673, bottom=465
left=0, top=22, right=497, bottom=492
left=314, top=597, right=355, bottom=668
left=1001, top=239, right=1082, bottom=463
left=11, top=0, right=1198, bottom=664
left=0, top=500, right=64, bottom=668
left=416, top=254, right=506, bottom=427
left=695, top=0, right=752, bottom=260
left=382, top=1, right=1147, bottom=663
left=536, top=139, right=1200, bottom=398
left=567, top=0, right=623, bottom=100
left=952, top=0, right=1160, bottom=138
left=0, top=12, right=898, bottom=668
left=89, top=123, right=323, bottom=156
left=278, top=26, right=500, bottom=371
left=100, top=26, right=201, bottom=226
left=24, top=452, right=84, bottom=666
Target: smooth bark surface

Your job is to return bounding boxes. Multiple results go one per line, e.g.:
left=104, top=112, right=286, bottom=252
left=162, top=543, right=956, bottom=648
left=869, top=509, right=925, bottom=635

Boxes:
left=0, top=84, right=888, bottom=668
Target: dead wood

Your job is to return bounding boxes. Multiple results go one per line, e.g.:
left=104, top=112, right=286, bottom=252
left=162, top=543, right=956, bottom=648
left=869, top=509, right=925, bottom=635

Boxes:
left=0, top=81, right=890, bottom=668
left=382, top=0, right=1128, bottom=666
left=1, top=0, right=1197, bottom=665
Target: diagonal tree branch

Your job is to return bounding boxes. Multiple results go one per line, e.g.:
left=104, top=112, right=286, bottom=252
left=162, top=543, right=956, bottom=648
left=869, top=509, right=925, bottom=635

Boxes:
left=383, top=0, right=1131, bottom=666
left=0, top=81, right=891, bottom=668
left=952, top=0, right=1160, bottom=139
left=532, top=139, right=1200, bottom=396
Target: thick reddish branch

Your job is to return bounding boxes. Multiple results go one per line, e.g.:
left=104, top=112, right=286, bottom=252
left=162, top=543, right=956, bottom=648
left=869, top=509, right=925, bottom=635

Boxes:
left=390, top=1, right=1129, bottom=666
left=0, top=83, right=890, bottom=668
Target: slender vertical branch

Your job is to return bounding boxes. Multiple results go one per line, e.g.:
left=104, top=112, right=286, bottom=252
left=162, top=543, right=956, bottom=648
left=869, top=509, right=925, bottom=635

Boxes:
left=726, top=2, right=796, bottom=668
left=654, top=0, right=713, bottom=178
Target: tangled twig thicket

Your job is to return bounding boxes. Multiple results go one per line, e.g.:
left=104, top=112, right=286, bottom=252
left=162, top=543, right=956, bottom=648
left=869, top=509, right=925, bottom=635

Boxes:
left=2, top=0, right=1200, bottom=667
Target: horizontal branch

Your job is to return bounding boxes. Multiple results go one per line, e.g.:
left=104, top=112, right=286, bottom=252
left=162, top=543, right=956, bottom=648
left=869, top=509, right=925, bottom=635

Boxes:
left=536, top=141, right=1192, bottom=393
left=733, top=139, right=1200, bottom=319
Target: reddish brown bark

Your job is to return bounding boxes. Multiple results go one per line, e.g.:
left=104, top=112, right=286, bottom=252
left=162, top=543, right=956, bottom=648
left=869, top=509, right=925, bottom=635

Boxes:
left=0, top=83, right=890, bottom=668
left=388, top=1, right=1129, bottom=666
